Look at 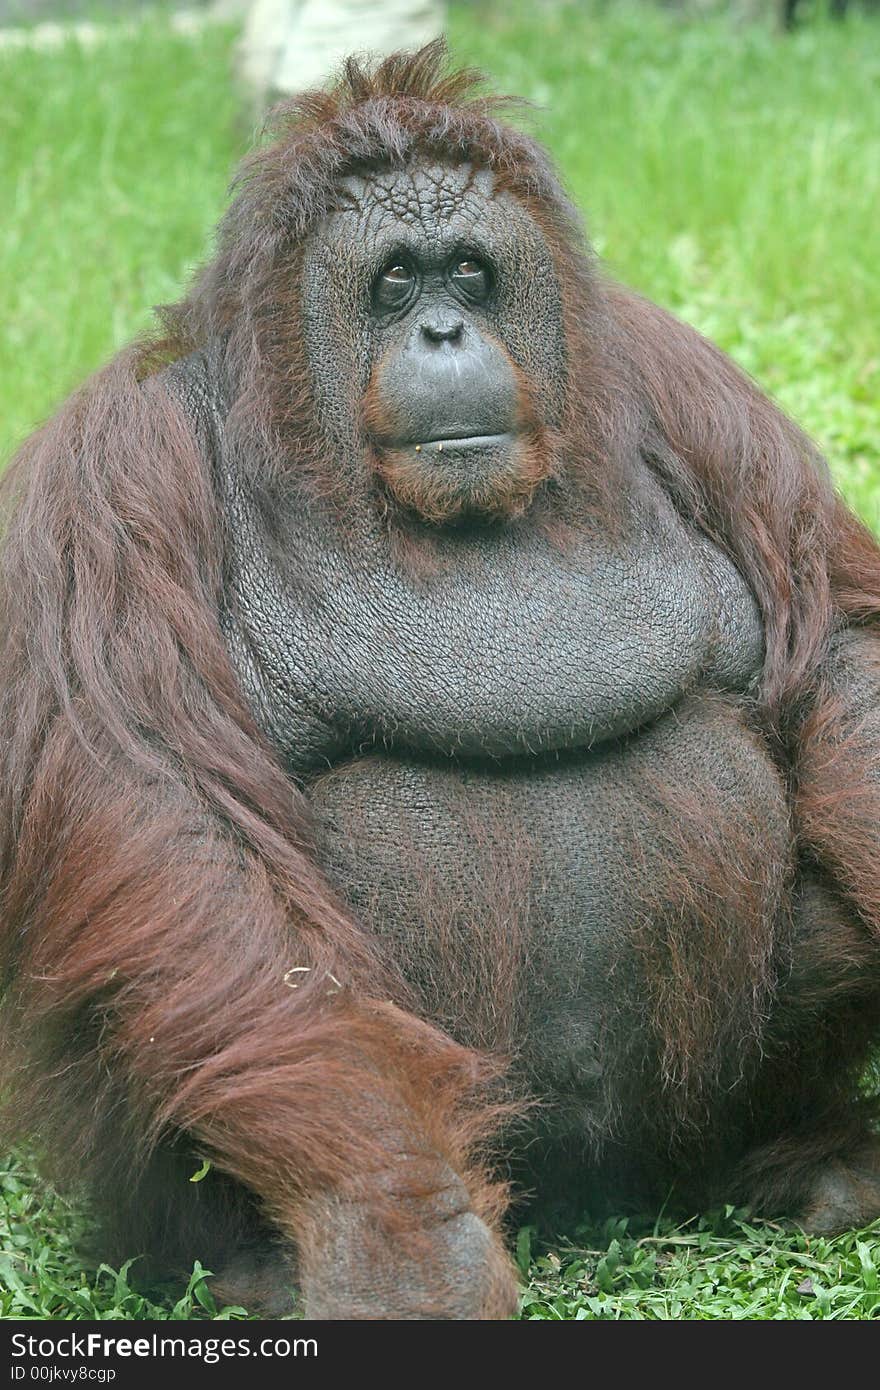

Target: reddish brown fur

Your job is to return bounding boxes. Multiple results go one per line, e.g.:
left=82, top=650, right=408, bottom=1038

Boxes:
left=794, top=635, right=880, bottom=934
left=3, top=41, right=880, bottom=1315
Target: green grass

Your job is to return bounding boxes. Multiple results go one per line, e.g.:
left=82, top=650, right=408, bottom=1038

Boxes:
left=3, top=1154, right=879, bottom=1321
left=0, top=16, right=243, bottom=461
left=517, top=1212, right=880, bottom=1320
left=2, top=0, right=880, bottom=1321
left=0, top=1157, right=242, bottom=1320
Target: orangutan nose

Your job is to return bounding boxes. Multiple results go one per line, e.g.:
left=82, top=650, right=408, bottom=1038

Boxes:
left=420, top=316, right=465, bottom=345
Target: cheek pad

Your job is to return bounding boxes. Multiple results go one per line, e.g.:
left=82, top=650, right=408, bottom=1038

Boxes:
left=300, top=231, right=375, bottom=453
left=479, top=200, right=568, bottom=427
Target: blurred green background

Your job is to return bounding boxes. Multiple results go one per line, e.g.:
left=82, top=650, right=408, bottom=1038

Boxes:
left=1, top=0, right=879, bottom=1321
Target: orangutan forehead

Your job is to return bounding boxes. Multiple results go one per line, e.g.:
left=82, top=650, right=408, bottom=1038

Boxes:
left=334, top=162, right=497, bottom=237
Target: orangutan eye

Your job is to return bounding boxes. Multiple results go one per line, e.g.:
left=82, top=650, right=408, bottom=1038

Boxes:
left=450, top=256, right=491, bottom=301
left=374, top=261, right=417, bottom=312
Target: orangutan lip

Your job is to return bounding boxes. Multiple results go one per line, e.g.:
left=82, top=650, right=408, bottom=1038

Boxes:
left=400, top=432, right=514, bottom=453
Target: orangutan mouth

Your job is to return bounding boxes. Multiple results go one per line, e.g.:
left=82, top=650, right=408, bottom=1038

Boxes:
left=407, top=432, right=516, bottom=456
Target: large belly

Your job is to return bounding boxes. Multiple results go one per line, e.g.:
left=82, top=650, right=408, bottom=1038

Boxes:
left=307, top=696, right=792, bottom=1137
